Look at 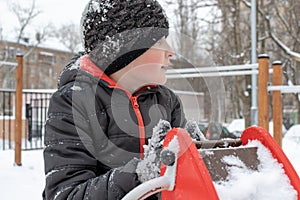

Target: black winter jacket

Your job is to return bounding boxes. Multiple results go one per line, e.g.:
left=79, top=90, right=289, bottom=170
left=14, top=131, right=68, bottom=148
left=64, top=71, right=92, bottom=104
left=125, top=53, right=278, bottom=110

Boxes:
left=43, top=54, right=186, bottom=199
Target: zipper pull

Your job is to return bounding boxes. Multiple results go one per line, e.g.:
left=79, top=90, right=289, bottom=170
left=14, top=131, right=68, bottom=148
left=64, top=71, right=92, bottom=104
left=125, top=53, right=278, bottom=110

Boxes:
left=131, top=96, right=139, bottom=109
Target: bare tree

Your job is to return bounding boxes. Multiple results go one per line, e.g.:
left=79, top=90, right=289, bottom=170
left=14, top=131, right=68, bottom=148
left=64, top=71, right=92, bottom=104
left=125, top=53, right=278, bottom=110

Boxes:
left=165, top=0, right=217, bottom=63
left=7, top=0, right=55, bottom=57
left=202, top=0, right=253, bottom=126
left=9, top=0, right=41, bottom=43
left=164, top=0, right=226, bottom=123
left=53, top=22, right=82, bottom=54
left=203, top=0, right=300, bottom=126
left=164, top=0, right=300, bottom=125
left=241, top=0, right=300, bottom=124
left=2, top=1, right=59, bottom=89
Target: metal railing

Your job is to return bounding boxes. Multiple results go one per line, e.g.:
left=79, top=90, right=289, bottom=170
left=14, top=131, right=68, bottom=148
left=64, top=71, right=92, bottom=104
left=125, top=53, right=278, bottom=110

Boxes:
left=0, top=89, right=55, bottom=150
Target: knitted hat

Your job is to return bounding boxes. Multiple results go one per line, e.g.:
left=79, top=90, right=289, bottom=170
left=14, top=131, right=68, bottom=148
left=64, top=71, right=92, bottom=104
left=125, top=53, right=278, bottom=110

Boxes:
left=81, top=0, right=169, bottom=75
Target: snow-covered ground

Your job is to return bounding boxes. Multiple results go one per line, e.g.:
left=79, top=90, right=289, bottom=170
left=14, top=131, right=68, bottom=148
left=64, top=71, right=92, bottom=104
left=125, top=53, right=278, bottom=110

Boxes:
left=1, top=126, right=299, bottom=200
left=1, top=150, right=45, bottom=199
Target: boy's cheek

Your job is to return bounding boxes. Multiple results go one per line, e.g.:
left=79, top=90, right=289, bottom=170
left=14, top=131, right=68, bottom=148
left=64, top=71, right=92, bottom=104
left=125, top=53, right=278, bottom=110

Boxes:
left=141, top=50, right=164, bottom=63
left=134, top=63, right=162, bottom=71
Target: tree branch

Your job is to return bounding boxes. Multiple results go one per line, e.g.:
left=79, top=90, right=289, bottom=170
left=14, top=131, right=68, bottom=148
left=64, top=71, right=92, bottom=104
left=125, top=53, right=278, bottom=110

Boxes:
left=10, top=0, right=41, bottom=43
left=241, top=0, right=300, bottom=63
left=270, top=33, right=300, bottom=62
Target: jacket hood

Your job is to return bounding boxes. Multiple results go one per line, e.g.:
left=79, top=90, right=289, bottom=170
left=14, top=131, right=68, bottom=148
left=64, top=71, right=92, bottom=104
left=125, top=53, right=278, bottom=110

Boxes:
left=58, top=52, right=120, bottom=90
left=57, top=52, right=86, bottom=89
left=57, top=52, right=112, bottom=90
left=58, top=53, right=159, bottom=96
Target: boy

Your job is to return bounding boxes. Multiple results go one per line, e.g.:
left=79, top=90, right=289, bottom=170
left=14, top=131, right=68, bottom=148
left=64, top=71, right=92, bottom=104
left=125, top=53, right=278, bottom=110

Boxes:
left=43, top=0, right=186, bottom=199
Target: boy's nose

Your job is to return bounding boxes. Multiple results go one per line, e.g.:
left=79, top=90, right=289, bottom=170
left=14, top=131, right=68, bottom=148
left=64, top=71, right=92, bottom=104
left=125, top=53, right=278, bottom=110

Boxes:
left=166, top=49, right=174, bottom=58
left=154, top=37, right=174, bottom=55
left=164, top=40, right=174, bottom=54
left=163, top=40, right=175, bottom=58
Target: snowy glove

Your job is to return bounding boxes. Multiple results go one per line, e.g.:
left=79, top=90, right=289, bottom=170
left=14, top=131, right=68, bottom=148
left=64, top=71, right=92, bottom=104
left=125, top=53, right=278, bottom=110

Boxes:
left=136, top=119, right=171, bottom=183
left=185, top=120, right=207, bottom=141
left=108, top=158, right=141, bottom=200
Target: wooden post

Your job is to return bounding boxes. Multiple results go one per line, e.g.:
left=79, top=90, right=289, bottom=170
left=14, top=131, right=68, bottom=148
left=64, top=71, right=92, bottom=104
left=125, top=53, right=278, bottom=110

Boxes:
left=15, top=54, right=23, bottom=166
left=272, top=61, right=283, bottom=147
left=258, top=54, right=269, bottom=131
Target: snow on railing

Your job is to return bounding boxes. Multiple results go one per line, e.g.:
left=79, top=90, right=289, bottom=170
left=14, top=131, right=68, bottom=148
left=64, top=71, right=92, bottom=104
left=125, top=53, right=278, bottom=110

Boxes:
left=166, top=63, right=268, bottom=79
left=0, top=61, right=18, bottom=67
left=268, top=85, right=300, bottom=93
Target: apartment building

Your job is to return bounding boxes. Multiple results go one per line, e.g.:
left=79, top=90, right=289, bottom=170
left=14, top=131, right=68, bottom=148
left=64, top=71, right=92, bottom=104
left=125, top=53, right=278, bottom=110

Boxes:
left=0, top=40, right=74, bottom=89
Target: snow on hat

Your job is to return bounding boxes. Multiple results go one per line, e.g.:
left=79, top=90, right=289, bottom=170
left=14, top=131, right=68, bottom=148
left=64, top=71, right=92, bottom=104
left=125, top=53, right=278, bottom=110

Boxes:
left=81, top=0, right=169, bottom=75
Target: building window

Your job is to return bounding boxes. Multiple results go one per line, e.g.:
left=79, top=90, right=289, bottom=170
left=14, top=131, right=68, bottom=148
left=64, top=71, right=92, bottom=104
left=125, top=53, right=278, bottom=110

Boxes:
left=39, top=51, right=54, bottom=64
left=30, top=68, right=35, bottom=77
left=49, top=68, right=53, bottom=77
left=8, top=47, right=16, bottom=59
left=29, top=53, right=36, bottom=62
left=0, top=48, right=7, bottom=60
left=52, top=55, right=56, bottom=64
left=60, top=56, right=65, bottom=65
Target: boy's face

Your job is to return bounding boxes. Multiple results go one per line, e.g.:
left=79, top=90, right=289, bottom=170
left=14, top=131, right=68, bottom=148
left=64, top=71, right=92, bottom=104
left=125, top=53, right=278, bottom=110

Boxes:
left=126, top=37, right=174, bottom=86
left=109, top=37, right=174, bottom=93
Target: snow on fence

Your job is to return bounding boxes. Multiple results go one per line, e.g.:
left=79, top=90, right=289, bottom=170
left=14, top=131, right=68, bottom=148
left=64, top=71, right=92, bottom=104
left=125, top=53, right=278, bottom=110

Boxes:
left=0, top=61, right=18, bottom=67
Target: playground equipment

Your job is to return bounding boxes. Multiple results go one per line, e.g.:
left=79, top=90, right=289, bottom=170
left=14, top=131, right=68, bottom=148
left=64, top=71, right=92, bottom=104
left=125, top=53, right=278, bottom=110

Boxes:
left=258, top=55, right=300, bottom=147
left=123, top=127, right=300, bottom=200
left=167, top=54, right=300, bottom=147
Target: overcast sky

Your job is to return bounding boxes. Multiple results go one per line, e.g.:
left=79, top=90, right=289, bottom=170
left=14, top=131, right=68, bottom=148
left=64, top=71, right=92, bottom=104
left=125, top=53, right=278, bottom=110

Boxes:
left=0, top=0, right=173, bottom=51
left=0, top=0, right=90, bottom=39
left=0, top=0, right=174, bottom=51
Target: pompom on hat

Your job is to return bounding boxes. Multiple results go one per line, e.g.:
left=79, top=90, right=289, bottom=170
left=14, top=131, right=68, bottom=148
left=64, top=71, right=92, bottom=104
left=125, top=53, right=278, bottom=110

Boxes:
left=81, top=0, right=169, bottom=75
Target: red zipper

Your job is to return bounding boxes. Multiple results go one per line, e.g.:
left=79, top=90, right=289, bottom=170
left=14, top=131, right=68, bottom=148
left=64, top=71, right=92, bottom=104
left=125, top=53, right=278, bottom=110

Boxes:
left=80, top=55, right=146, bottom=158
left=130, top=95, right=146, bottom=159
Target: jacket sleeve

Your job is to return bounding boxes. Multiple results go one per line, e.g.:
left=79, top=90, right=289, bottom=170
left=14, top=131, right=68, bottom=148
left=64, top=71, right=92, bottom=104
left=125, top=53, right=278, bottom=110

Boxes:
left=43, top=85, right=138, bottom=200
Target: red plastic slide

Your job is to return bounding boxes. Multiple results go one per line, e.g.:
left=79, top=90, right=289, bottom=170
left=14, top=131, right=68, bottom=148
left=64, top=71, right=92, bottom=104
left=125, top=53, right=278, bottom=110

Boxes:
left=161, top=128, right=219, bottom=200
left=123, top=126, right=299, bottom=200
left=241, top=126, right=300, bottom=198
left=122, top=128, right=219, bottom=200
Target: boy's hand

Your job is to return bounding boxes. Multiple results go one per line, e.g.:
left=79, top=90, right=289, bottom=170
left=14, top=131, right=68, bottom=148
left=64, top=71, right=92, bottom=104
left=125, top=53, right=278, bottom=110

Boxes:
left=108, top=158, right=140, bottom=199
left=136, top=120, right=207, bottom=184
left=136, top=120, right=171, bottom=183
left=185, top=120, right=207, bottom=141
